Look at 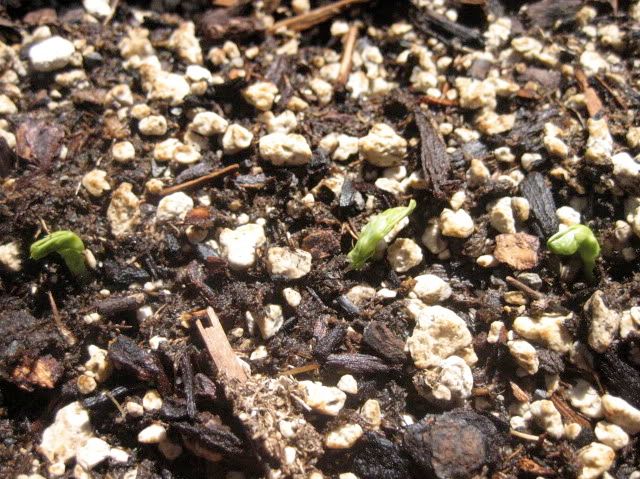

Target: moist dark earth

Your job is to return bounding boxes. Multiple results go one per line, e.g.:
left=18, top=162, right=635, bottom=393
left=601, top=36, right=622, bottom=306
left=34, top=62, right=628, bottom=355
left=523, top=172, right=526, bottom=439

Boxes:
left=1, top=0, right=640, bottom=478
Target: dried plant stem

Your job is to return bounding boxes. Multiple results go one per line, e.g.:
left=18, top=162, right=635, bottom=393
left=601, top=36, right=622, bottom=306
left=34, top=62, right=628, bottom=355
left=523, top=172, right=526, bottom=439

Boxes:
left=160, top=163, right=239, bottom=196
left=47, top=291, right=76, bottom=346
left=337, top=25, right=358, bottom=85
left=269, top=0, right=368, bottom=33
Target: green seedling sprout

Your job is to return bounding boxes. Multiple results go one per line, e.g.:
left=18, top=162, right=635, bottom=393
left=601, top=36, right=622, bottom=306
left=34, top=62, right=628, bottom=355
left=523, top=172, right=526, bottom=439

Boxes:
left=30, top=231, right=88, bottom=279
left=348, top=200, right=417, bottom=270
left=547, top=224, right=600, bottom=281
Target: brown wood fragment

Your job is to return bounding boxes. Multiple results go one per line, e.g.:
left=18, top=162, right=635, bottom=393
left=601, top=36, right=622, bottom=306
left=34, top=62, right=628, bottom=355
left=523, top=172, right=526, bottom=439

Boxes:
left=509, top=381, right=531, bottom=402
left=96, top=293, right=146, bottom=316
left=494, top=233, right=540, bottom=270
left=337, top=25, right=358, bottom=85
left=160, top=164, right=239, bottom=196
left=278, top=363, right=320, bottom=376
left=506, top=276, right=544, bottom=300
left=550, top=394, right=591, bottom=429
left=269, top=0, right=368, bottom=33
left=196, top=308, right=248, bottom=383
left=517, top=457, right=555, bottom=476
left=575, top=68, right=603, bottom=118
left=16, top=119, right=65, bottom=169
left=414, top=108, right=451, bottom=200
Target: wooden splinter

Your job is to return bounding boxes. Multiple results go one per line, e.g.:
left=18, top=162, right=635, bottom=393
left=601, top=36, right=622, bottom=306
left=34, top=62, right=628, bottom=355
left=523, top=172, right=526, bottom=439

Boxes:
left=196, top=307, right=248, bottom=383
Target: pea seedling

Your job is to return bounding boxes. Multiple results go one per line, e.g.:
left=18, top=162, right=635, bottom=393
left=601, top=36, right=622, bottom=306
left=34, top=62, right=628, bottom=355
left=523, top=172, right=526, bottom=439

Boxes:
left=348, top=200, right=416, bottom=270
left=30, top=230, right=88, bottom=279
left=547, top=224, right=600, bottom=281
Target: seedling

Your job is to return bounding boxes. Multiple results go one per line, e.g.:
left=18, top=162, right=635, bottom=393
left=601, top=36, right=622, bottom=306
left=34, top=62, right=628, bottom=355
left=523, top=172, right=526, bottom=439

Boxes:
left=30, top=230, right=88, bottom=279
left=348, top=200, right=416, bottom=270
left=547, top=224, right=600, bottom=281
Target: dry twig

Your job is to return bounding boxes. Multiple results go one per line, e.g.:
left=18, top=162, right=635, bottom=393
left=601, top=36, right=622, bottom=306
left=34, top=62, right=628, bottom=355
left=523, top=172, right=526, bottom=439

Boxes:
left=337, top=25, right=358, bottom=85
left=269, top=0, right=368, bottom=33
left=196, top=307, right=248, bottom=383
left=505, top=276, right=544, bottom=300
left=47, top=291, right=76, bottom=346
left=575, top=68, right=604, bottom=118
left=160, top=163, right=239, bottom=196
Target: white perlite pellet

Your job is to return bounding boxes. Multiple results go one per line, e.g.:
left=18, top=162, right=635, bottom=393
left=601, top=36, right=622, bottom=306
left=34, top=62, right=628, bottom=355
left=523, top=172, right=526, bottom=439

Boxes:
left=265, top=247, right=312, bottom=279
left=29, top=36, right=75, bottom=72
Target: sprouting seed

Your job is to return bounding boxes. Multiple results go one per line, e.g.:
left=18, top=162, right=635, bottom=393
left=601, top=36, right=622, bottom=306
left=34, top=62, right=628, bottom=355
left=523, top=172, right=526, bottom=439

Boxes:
left=347, top=200, right=417, bottom=270
left=30, top=230, right=88, bottom=279
left=547, top=224, right=600, bottom=281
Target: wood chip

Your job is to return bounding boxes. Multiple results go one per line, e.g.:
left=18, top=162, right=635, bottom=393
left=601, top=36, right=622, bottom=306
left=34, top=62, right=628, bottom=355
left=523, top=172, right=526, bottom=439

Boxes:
left=520, top=172, right=558, bottom=238
left=517, top=457, right=555, bottom=476
left=575, top=67, right=603, bottom=118
left=494, top=233, right=540, bottom=270
left=410, top=5, right=483, bottom=47
left=510, top=381, right=531, bottom=402
left=196, top=307, right=248, bottom=383
left=414, top=108, right=451, bottom=200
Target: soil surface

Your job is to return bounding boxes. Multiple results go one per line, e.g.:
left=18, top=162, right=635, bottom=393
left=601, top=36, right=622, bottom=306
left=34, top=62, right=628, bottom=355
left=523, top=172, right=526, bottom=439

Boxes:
left=1, top=0, right=640, bottom=478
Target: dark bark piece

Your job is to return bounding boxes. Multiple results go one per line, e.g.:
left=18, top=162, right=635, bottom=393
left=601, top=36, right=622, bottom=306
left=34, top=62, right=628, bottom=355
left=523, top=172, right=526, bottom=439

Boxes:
left=339, top=178, right=357, bottom=209
left=363, top=321, right=406, bottom=364
left=352, top=432, right=411, bottom=479
left=175, top=162, right=214, bottom=184
left=404, top=409, right=500, bottom=479
left=160, top=399, right=189, bottom=421
left=108, top=335, right=171, bottom=395
left=95, top=293, right=145, bottom=316
left=414, top=109, right=451, bottom=200
left=410, top=5, right=484, bottom=47
left=172, top=421, right=245, bottom=457
left=520, top=172, right=559, bottom=238
left=0, top=137, right=17, bottom=177
left=198, top=8, right=264, bottom=42
left=325, top=353, right=396, bottom=375
left=596, top=345, right=640, bottom=409
left=102, top=260, right=150, bottom=286
left=537, top=348, right=565, bottom=374
left=518, top=67, right=561, bottom=91
left=195, top=373, right=218, bottom=402
left=82, top=386, right=131, bottom=410
left=336, top=295, right=360, bottom=315
left=180, top=352, right=197, bottom=418
left=523, top=0, right=582, bottom=29
left=185, top=261, right=218, bottom=306
left=15, top=119, right=64, bottom=170
left=313, top=325, right=347, bottom=360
